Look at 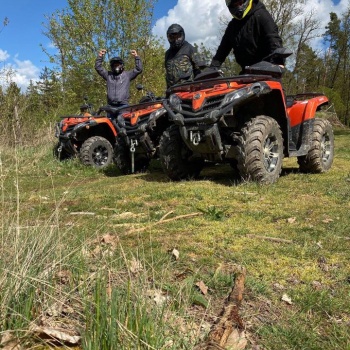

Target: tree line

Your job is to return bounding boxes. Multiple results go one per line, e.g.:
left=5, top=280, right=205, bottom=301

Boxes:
left=1, top=0, right=349, bottom=146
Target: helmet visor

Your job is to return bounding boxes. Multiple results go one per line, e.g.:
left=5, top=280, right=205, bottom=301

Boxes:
left=226, top=0, right=245, bottom=7
left=167, top=32, right=183, bottom=43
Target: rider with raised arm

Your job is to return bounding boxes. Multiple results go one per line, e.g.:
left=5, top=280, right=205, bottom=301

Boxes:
left=95, top=49, right=143, bottom=118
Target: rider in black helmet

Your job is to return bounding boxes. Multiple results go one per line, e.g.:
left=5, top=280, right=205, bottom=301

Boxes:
left=167, top=23, right=185, bottom=49
left=165, top=24, right=202, bottom=89
left=109, top=56, right=125, bottom=75
left=211, top=0, right=284, bottom=73
left=95, top=49, right=143, bottom=117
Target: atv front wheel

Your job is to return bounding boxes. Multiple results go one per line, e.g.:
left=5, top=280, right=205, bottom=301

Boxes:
left=237, top=116, right=284, bottom=184
left=113, top=138, right=150, bottom=174
left=159, top=125, right=203, bottom=180
left=79, top=136, right=113, bottom=169
left=297, top=118, right=334, bottom=173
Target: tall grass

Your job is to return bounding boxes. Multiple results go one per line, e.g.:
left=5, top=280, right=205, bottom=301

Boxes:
left=0, top=129, right=349, bottom=349
left=0, top=145, right=203, bottom=349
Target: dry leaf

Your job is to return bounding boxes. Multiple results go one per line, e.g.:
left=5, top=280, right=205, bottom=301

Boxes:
left=312, top=281, right=322, bottom=290
left=196, top=281, right=208, bottom=295
left=31, top=326, right=81, bottom=345
left=322, top=218, right=334, bottom=223
left=287, top=217, right=297, bottom=224
left=281, top=293, right=293, bottom=305
left=101, top=234, right=118, bottom=247
left=92, top=245, right=101, bottom=257
left=56, top=270, right=72, bottom=284
left=273, top=283, right=285, bottom=291
left=146, top=289, right=169, bottom=306
left=129, top=257, right=143, bottom=274
left=1, top=331, right=22, bottom=350
left=172, top=248, right=180, bottom=260
left=114, top=211, right=142, bottom=219
left=225, top=329, right=248, bottom=350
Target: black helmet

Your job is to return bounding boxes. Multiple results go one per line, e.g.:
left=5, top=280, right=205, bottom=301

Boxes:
left=225, top=0, right=253, bottom=20
left=110, top=56, right=124, bottom=74
left=167, top=24, right=185, bottom=49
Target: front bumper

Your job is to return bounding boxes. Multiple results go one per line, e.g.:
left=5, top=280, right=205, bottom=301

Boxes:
left=116, top=108, right=167, bottom=154
left=163, top=82, right=272, bottom=158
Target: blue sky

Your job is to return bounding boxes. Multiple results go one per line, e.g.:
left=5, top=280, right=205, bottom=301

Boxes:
left=0, top=1, right=177, bottom=70
left=0, top=0, right=347, bottom=91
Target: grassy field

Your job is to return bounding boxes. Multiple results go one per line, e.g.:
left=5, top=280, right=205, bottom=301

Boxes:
left=0, top=129, right=349, bottom=349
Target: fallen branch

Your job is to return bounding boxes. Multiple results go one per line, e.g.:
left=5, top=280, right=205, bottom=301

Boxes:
left=70, top=212, right=95, bottom=216
left=246, top=234, right=293, bottom=244
left=195, top=266, right=247, bottom=350
left=160, top=211, right=174, bottom=221
left=127, top=212, right=202, bottom=233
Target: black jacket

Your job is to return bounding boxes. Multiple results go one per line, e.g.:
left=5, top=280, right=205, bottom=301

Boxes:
left=95, top=55, right=142, bottom=105
left=165, top=41, right=200, bottom=88
left=211, top=0, right=284, bottom=72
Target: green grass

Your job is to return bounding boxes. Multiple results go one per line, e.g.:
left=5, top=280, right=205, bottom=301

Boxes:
left=0, top=129, right=349, bottom=349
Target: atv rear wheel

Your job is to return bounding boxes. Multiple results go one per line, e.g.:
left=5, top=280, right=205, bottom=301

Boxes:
left=297, top=118, right=334, bottom=173
left=159, top=125, right=204, bottom=180
left=79, top=136, right=113, bottom=169
left=237, top=116, right=284, bottom=184
left=113, top=138, right=150, bottom=174
left=53, top=142, right=72, bottom=161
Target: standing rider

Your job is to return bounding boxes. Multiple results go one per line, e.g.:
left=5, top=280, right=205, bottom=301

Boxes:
left=210, top=0, right=285, bottom=73
left=165, top=24, right=201, bottom=89
left=95, top=49, right=143, bottom=118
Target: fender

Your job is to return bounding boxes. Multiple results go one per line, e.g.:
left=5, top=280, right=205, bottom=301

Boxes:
left=120, top=103, right=163, bottom=126
left=288, top=95, right=328, bottom=128
left=94, top=118, right=118, bottom=136
left=287, top=94, right=328, bottom=156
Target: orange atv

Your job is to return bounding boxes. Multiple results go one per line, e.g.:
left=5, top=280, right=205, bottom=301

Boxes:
left=159, top=48, right=334, bottom=183
left=113, top=85, right=168, bottom=174
left=54, top=98, right=123, bottom=168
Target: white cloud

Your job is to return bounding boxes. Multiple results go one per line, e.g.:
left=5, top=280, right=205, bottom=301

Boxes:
left=11, top=58, right=40, bottom=90
left=0, top=49, right=10, bottom=61
left=152, top=0, right=230, bottom=50
left=153, top=0, right=348, bottom=54
left=0, top=53, right=40, bottom=91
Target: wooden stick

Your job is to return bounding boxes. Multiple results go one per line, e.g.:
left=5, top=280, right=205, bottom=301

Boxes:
left=127, top=212, right=202, bottom=233
left=159, top=211, right=174, bottom=221
left=246, top=234, right=293, bottom=244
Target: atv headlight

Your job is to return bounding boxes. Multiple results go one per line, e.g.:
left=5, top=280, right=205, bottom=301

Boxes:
left=169, top=94, right=182, bottom=111
left=221, top=88, right=248, bottom=106
left=149, top=107, right=166, bottom=121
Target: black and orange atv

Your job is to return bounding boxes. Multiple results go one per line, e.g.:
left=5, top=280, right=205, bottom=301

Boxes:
left=113, top=85, right=168, bottom=174
left=54, top=99, right=123, bottom=168
left=159, top=48, right=334, bottom=184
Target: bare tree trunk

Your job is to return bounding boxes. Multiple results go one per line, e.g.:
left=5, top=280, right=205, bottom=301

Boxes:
left=13, top=105, right=22, bottom=146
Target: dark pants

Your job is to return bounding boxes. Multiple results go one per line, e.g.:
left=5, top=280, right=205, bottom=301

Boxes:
left=108, top=103, right=128, bottom=119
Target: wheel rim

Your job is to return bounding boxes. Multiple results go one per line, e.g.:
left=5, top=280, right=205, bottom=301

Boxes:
left=92, top=145, right=109, bottom=166
left=263, top=134, right=280, bottom=173
left=321, top=132, right=332, bottom=164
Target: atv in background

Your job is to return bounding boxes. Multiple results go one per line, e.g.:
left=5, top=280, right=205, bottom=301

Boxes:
left=54, top=98, right=123, bottom=169
left=113, top=84, right=168, bottom=174
left=159, top=48, right=334, bottom=184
